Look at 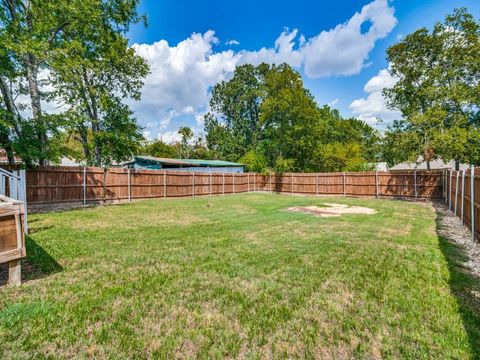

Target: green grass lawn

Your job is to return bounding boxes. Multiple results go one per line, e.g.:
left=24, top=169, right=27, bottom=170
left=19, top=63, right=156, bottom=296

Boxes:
left=1, top=193, right=479, bottom=359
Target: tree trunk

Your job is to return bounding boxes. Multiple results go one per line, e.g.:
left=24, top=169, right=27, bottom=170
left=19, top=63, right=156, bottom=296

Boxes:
left=25, top=3, right=49, bottom=166
left=77, top=124, right=91, bottom=165
left=426, top=160, right=431, bottom=170
left=82, top=67, right=102, bottom=165
left=25, top=54, right=48, bottom=165
left=455, top=160, right=460, bottom=171
left=0, top=75, right=22, bottom=137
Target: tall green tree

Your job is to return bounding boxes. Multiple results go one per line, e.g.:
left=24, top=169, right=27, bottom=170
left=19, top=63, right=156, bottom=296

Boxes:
left=205, top=63, right=379, bottom=172
left=50, top=0, right=148, bottom=166
left=384, top=8, right=480, bottom=168
left=142, top=139, right=178, bottom=159
left=206, top=64, right=266, bottom=161
left=1, top=0, right=88, bottom=165
left=177, top=126, right=193, bottom=159
left=0, top=0, right=148, bottom=166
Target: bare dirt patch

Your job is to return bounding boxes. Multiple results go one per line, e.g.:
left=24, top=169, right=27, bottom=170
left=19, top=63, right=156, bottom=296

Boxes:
left=286, top=203, right=377, bottom=218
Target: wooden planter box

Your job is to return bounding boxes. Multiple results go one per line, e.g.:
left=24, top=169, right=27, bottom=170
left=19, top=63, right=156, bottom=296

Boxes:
left=0, top=195, right=25, bottom=285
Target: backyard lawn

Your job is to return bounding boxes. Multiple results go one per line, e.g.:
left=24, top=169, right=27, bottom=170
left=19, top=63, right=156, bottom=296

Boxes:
left=0, top=193, right=479, bottom=358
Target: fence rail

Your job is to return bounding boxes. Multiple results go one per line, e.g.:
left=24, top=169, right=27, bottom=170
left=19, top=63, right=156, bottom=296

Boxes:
left=445, top=167, right=479, bottom=241
left=19, top=166, right=444, bottom=209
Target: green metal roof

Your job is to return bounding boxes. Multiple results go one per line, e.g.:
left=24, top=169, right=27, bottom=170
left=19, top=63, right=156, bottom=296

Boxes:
left=181, top=159, right=243, bottom=167
left=133, top=155, right=243, bottom=167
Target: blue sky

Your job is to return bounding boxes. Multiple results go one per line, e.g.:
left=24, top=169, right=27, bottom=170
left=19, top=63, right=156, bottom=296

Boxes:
left=126, top=0, right=480, bottom=143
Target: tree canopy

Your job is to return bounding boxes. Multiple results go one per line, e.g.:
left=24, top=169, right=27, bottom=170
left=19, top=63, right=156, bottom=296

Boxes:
left=0, top=0, right=148, bottom=167
left=383, top=8, right=480, bottom=168
left=204, top=63, right=379, bottom=173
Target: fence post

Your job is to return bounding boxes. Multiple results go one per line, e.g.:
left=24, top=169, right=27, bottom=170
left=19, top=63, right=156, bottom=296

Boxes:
left=222, top=173, right=225, bottom=195
left=444, top=170, right=447, bottom=202
left=375, top=171, right=379, bottom=198
left=449, top=170, right=453, bottom=210
left=343, top=172, right=346, bottom=197
left=291, top=173, right=294, bottom=196
left=83, top=166, right=87, bottom=206
left=233, top=173, right=235, bottom=194
left=247, top=173, right=250, bottom=192
left=269, top=173, right=272, bottom=192
left=413, top=170, right=418, bottom=199
left=127, top=168, right=131, bottom=202
left=192, top=172, right=195, bottom=197
left=103, top=168, right=108, bottom=205
left=316, top=174, right=318, bottom=196
left=210, top=172, right=213, bottom=195
left=20, top=170, right=27, bottom=234
left=471, top=165, right=475, bottom=241
left=455, top=171, right=460, bottom=215
left=164, top=171, right=167, bottom=199
left=253, top=173, right=256, bottom=192
left=461, top=170, right=465, bottom=224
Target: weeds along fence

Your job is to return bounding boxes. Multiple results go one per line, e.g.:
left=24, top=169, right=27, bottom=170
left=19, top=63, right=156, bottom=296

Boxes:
left=445, top=167, right=479, bottom=241
left=19, top=166, right=444, bottom=211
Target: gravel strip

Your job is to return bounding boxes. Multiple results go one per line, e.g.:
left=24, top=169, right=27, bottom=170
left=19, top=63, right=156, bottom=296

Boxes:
left=434, top=202, right=480, bottom=277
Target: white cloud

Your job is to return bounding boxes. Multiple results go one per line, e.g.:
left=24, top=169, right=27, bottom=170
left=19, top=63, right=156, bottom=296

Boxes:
left=182, top=106, right=194, bottom=114
left=226, top=39, right=240, bottom=46
left=130, top=31, right=239, bottom=136
left=328, top=98, right=339, bottom=107
left=194, top=113, right=206, bottom=125
left=158, top=131, right=182, bottom=144
left=238, top=29, right=303, bottom=68
left=302, top=0, right=397, bottom=77
left=363, top=68, right=397, bottom=92
left=349, top=67, right=401, bottom=126
left=131, top=0, right=397, bottom=137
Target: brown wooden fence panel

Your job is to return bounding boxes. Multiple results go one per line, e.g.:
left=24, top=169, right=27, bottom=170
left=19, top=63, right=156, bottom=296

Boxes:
left=211, top=173, right=224, bottom=195
left=474, top=169, right=480, bottom=240
left=26, top=166, right=84, bottom=204
left=131, top=169, right=165, bottom=199
left=20, top=166, right=453, bottom=210
left=317, top=173, right=344, bottom=195
left=105, top=168, right=129, bottom=201
left=193, top=173, right=209, bottom=197
left=346, top=172, right=375, bottom=196
left=22, top=165, right=476, bottom=238
left=445, top=168, right=479, bottom=241
left=85, top=167, right=106, bottom=203
left=165, top=172, right=193, bottom=198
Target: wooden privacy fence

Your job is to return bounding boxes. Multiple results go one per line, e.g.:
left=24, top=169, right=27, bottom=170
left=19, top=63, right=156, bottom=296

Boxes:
left=23, top=166, right=444, bottom=210
left=445, top=166, right=479, bottom=241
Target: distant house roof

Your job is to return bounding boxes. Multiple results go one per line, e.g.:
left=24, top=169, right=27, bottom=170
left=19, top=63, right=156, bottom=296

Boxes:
left=390, top=157, right=469, bottom=171
left=0, top=149, right=21, bottom=164
left=181, top=158, right=244, bottom=167
left=128, top=155, right=243, bottom=168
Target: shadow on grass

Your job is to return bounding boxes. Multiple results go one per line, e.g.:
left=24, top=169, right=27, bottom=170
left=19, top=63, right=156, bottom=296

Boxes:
left=434, top=203, right=480, bottom=358
left=0, top=236, right=62, bottom=287
left=22, top=235, right=63, bottom=281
